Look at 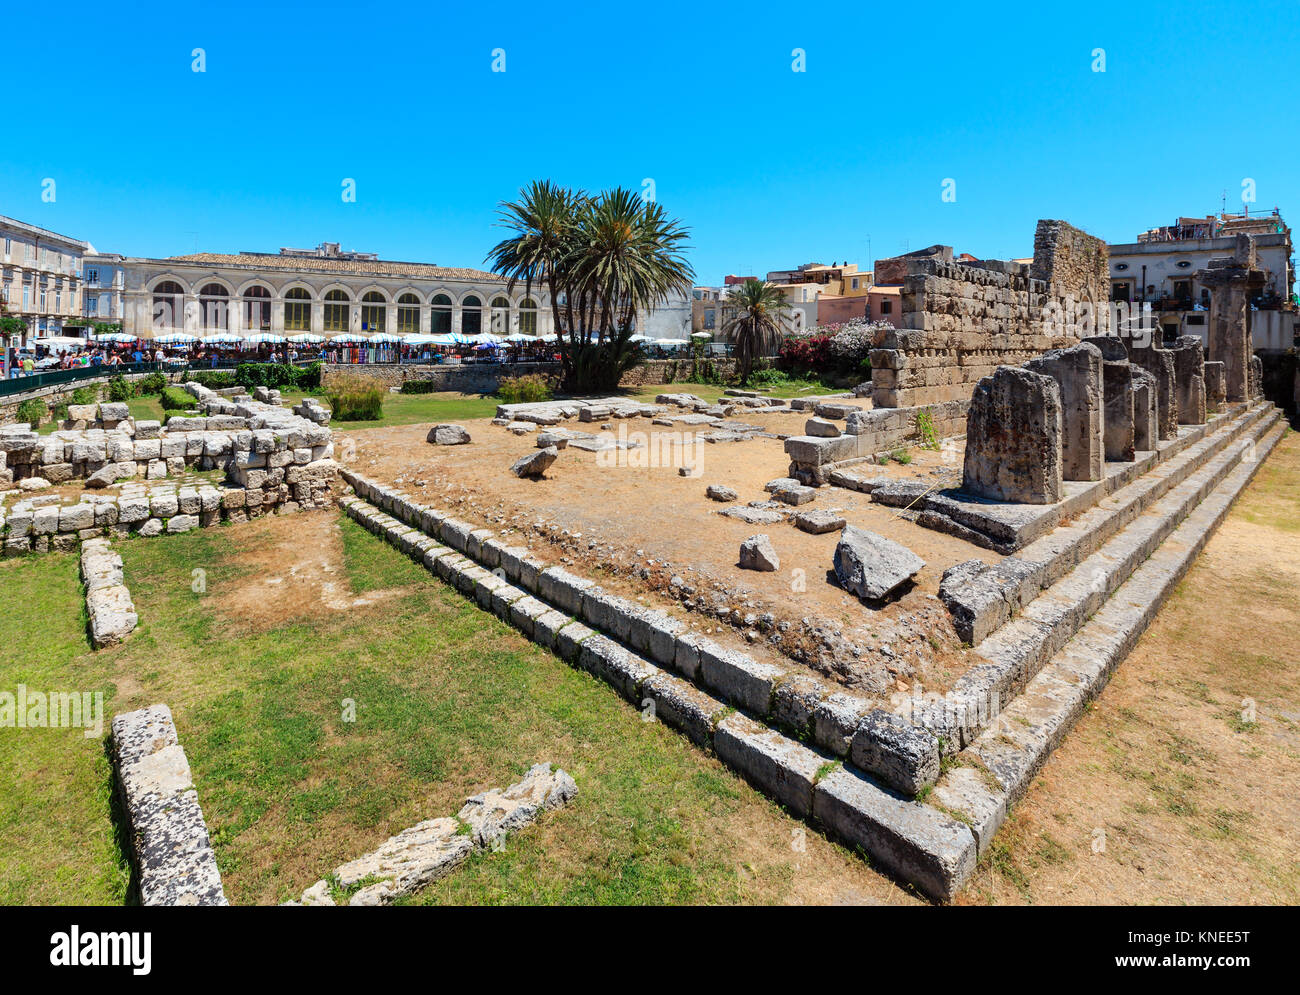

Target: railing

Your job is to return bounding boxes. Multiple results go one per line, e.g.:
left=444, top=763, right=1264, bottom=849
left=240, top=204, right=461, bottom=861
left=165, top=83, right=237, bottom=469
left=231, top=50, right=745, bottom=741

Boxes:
left=0, top=358, right=317, bottom=400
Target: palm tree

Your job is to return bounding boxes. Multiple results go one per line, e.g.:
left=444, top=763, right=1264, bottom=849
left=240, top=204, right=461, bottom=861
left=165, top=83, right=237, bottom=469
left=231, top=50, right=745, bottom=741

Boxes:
left=485, top=179, right=585, bottom=353
left=488, top=183, right=694, bottom=392
left=721, top=280, right=795, bottom=384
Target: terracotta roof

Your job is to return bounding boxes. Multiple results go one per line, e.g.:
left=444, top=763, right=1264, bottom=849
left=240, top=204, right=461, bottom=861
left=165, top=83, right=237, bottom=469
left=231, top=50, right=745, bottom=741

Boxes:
left=163, top=252, right=506, bottom=283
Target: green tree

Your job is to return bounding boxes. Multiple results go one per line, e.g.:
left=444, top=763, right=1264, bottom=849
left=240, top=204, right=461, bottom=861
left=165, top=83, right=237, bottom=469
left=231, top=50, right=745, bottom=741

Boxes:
left=721, top=280, right=796, bottom=384
left=487, top=182, right=693, bottom=392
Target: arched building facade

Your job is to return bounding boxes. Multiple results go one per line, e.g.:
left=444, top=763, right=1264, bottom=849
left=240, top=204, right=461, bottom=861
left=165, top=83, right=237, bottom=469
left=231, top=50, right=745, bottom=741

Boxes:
left=121, top=248, right=553, bottom=339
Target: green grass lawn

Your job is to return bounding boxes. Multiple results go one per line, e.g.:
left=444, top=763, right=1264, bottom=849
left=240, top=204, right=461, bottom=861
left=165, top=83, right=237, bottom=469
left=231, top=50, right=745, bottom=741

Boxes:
left=0, top=511, right=883, bottom=905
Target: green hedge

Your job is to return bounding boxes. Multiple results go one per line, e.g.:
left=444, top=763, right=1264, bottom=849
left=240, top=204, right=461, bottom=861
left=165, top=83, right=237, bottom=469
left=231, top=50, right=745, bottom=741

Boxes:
left=160, top=386, right=197, bottom=411
left=233, top=361, right=321, bottom=391
left=399, top=380, right=439, bottom=394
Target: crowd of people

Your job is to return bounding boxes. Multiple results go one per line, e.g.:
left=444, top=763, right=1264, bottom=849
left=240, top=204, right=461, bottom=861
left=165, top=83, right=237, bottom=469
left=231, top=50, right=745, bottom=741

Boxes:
left=5, top=335, right=693, bottom=379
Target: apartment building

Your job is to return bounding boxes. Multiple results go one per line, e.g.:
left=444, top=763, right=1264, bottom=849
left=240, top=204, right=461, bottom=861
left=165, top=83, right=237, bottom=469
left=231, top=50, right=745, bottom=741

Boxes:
left=0, top=215, right=91, bottom=339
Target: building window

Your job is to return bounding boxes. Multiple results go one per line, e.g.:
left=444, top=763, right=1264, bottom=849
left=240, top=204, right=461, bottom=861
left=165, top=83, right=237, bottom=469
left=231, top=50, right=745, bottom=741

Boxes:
left=881, top=299, right=892, bottom=315
left=244, top=285, right=272, bottom=330
left=55, top=292, right=61, bottom=312
left=284, top=288, right=311, bottom=331
left=40, top=290, right=47, bottom=311
left=199, top=283, right=230, bottom=330
left=490, top=296, right=511, bottom=334
left=397, top=293, right=419, bottom=333
left=87, top=296, right=97, bottom=314
left=152, top=281, right=184, bottom=328
left=2, top=237, right=9, bottom=257
left=461, top=295, right=483, bottom=335
left=851, top=278, right=859, bottom=290
left=519, top=297, right=538, bottom=335
left=361, top=291, right=386, bottom=332
left=430, top=293, right=452, bottom=334
left=324, top=289, right=350, bottom=332
left=86, top=267, right=99, bottom=285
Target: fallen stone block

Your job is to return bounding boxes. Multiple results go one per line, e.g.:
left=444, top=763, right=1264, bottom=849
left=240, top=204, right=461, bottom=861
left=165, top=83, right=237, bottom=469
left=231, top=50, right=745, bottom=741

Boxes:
left=739, top=533, right=779, bottom=571
left=833, top=525, right=924, bottom=601
left=510, top=446, right=558, bottom=479
left=427, top=424, right=471, bottom=445
left=794, top=509, right=847, bottom=534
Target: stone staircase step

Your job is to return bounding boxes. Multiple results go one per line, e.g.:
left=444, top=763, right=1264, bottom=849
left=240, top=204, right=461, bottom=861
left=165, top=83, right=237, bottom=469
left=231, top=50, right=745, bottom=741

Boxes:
left=928, top=405, right=1281, bottom=748
left=929, top=418, right=1286, bottom=858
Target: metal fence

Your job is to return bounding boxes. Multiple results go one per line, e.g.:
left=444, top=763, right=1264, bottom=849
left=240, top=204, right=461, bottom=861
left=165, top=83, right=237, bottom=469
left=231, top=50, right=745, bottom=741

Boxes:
left=0, top=359, right=307, bottom=400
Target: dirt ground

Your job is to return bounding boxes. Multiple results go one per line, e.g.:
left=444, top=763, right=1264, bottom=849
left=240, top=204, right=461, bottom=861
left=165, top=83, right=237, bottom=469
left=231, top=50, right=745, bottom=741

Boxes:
left=338, top=408, right=994, bottom=700
left=210, top=512, right=416, bottom=631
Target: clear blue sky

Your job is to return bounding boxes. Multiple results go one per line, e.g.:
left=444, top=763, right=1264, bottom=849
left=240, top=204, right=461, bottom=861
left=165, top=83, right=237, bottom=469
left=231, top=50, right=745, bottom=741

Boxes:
left=2, top=0, right=1296, bottom=284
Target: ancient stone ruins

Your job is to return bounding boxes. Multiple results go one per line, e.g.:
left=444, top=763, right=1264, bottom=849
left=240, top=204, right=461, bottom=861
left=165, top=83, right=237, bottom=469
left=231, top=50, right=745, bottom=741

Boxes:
left=6, top=219, right=1287, bottom=905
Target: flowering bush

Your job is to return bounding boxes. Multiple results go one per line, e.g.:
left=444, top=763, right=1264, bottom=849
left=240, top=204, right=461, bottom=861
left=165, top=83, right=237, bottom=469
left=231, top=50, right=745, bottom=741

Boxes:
left=779, top=318, right=891, bottom=376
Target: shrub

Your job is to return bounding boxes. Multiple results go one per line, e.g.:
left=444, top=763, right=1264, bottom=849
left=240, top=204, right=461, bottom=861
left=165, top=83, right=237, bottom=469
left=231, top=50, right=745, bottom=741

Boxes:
left=234, top=361, right=321, bottom=391
left=160, top=386, right=196, bottom=411
left=327, top=377, right=384, bottom=421
left=399, top=379, right=439, bottom=395
left=496, top=373, right=553, bottom=405
left=916, top=408, right=940, bottom=450
left=69, top=386, right=99, bottom=405
left=184, top=370, right=236, bottom=388
left=15, top=398, right=46, bottom=426
left=106, top=375, right=133, bottom=403
left=138, top=372, right=168, bottom=395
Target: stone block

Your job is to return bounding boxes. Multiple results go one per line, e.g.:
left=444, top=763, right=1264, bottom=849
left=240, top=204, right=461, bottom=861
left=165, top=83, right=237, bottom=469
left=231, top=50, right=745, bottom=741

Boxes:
left=962, top=366, right=1064, bottom=504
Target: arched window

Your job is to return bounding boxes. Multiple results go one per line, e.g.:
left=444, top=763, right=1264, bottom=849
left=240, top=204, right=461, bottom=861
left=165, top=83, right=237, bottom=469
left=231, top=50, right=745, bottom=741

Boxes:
left=397, top=293, right=420, bottom=334
left=461, top=294, right=482, bottom=336
left=199, top=283, right=230, bottom=330
left=243, top=285, right=271, bottom=331
left=324, top=289, right=351, bottom=333
left=284, top=287, right=311, bottom=331
left=490, top=295, right=511, bottom=335
left=430, top=293, right=452, bottom=335
left=519, top=297, right=538, bottom=336
left=361, top=291, right=386, bottom=332
left=151, top=280, right=184, bottom=331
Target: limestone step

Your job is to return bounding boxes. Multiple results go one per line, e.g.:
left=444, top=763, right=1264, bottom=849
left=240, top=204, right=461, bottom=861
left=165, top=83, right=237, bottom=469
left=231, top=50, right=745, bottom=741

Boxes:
left=335, top=488, right=978, bottom=901
left=836, top=401, right=1260, bottom=552
left=923, top=404, right=1282, bottom=750
left=929, top=418, right=1287, bottom=858
left=934, top=400, right=1272, bottom=651
left=960, top=401, right=1275, bottom=637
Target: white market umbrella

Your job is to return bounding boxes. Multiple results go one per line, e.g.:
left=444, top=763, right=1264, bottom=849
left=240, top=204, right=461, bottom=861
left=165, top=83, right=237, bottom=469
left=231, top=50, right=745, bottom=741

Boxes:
left=243, top=332, right=286, bottom=344
left=368, top=332, right=403, bottom=345
left=328, top=332, right=371, bottom=344
left=202, top=333, right=242, bottom=345
left=288, top=333, right=326, bottom=344
left=401, top=333, right=437, bottom=346
left=428, top=334, right=458, bottom=346
left=690, top=331, right=712, bottom=339
left=94, top=332, right=136, bottom=344
left=155, top=332, right=198, bottom=345
left=655, top=337, right=688, bottom=346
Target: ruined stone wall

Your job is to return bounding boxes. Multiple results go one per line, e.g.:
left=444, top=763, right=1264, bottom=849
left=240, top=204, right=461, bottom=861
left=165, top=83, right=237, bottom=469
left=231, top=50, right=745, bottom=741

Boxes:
left=870, top=220, right=1110, bottom=409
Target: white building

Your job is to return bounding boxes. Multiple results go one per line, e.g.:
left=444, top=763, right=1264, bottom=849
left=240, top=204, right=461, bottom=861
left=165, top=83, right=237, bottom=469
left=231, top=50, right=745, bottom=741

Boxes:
left=0, top=214, right=89, bottom=340
left=82, top=252, right=126, bottom=322
left=1108, top=211, right=1297, bottom=350
left=122, top=241, right=685, bottom=341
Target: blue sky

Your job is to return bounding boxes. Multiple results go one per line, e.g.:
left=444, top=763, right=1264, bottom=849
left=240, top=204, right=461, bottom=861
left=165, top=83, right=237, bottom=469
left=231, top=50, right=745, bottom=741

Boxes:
left=3, top=0, right=1297, bottom=283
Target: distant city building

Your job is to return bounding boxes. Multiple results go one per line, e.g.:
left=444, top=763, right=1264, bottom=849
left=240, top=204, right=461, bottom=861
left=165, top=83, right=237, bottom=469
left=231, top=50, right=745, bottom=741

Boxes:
left=121, top=241, right=684, bottom=340
left=82, top=252, right=126, bottom=323
left=0, top=214, right=90, bottom=339
left=1109, top=209, right=1296, bottom=349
